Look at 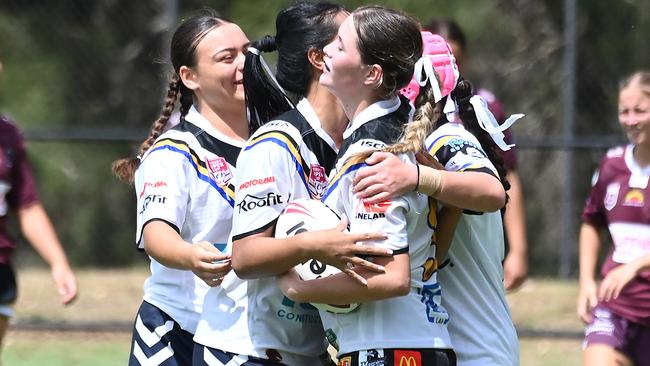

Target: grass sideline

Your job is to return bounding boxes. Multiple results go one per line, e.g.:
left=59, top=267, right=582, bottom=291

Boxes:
left=3, top=268, right=584, bottom=365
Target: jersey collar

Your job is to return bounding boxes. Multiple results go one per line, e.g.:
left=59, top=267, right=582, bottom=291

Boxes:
left=625, top=144, right=650, bottom=176
left=184, top=105, right=246, bottom=148
left=296, top=98, right=338, bottom=152
left=343, top=96, right=401, bottom=140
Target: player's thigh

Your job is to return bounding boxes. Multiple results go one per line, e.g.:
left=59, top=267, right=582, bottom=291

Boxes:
left=583, top=344, right=632, bottom=366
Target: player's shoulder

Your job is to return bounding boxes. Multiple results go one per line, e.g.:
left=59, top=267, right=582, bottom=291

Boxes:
left=251, top=113, right=302, bottom=140
left=0, top=115, right=22, bottom=136
left=593, top=145, right=629, bottom=183
left=600, top=145, right=628, bottom=170
left=604, top=145, right=626, bottom=160
left=426, top=123, right=480, bottom=152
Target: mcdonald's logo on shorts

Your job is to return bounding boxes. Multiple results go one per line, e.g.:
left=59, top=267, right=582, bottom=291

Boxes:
left=338, top=356, right=351, bottom=366
left=394, top=350, right=421, bottom=366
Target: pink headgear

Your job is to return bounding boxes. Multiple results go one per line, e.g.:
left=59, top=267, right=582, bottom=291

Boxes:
left=400, top=31, right=460, bottom=104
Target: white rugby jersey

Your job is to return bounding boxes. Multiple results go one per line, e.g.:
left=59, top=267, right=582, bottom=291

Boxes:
left=194, top=99, right=338, bottom=365
left=135, top=106, right=243, bottom=333
left=426, top=122, right=519, bottom=366
left=320, top=96, right=452, bottom=355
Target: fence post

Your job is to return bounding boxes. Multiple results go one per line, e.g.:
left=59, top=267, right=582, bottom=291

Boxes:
left=559, top=0, right=577, bottom=278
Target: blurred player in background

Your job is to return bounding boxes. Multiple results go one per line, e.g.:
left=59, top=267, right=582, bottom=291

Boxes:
left=578, top=70, right=650, bottom=366
left=0, top=57, right=77, bottom=361
left=112, top=11, right=246, bottom=365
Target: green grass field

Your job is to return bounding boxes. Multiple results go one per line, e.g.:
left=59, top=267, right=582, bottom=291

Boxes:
left=2, top=268, right=585, bottom=365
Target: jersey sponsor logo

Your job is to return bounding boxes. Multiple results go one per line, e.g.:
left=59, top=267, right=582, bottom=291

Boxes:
left=360, top=140, right=386, bottom=149
left=420, top=283, right=449, bottom=324
left=308, top=164, right=327, bottom=199
left=394, top=350, right=421, bottom=366
left=604, top=183, right=620, bottom=211
left=139, top=194, right=167, bottom=214
left=237, top=192, right=284, bottom=213
left=139, top=181, right=168, bottom=198
left=622, top=189, right=644, bottom=207
left=239, top=176, right=276, bottom=190
left=265, top=120, right=291, bottom=129
left=325, top=329, right=339, bottom=352
left=446, top=137, right=480, bottom=153
left=355, top=201, right=391, bottom=220
left=359, top=349, right=385, bottom=366
left=338, top=356, right=351, bottom=366
left=277, top=296, right=320, bottom=324
left=206, top=156, right=233, bottom=186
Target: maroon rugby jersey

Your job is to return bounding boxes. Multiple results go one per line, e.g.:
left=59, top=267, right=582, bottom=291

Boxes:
left=0, top=116, right=39, bottom=264
left=582, top=145, right=650, bottom=326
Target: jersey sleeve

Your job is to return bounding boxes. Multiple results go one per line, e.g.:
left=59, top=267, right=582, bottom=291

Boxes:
left=324, top=140, right=411, bottom=253
left=426, top=128, right=498, bottom=178
left=581, top=156, right=608, bottom=228
left=230, top=127, right=295, bottom=241
left=6, top=126, right=40, bottom=210
left=135, top=143, right=191, bottom=247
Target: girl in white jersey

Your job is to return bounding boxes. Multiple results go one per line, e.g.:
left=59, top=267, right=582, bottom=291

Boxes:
left=112, top=11, right=250, bottom=366
left=193, top=2, right=391, bottom=365
left=348, top=34, right=521, bottom=366
left=279, top=6, right=459, bottom=366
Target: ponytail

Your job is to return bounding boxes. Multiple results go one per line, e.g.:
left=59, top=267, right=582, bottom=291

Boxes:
left=452, top=80, right=510, bottom=194
left=244, top=35, right=293, bottom=132
left=112, top=74, right=181, bottom=184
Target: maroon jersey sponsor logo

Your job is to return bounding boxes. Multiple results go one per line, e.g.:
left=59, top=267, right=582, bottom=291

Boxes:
left=622, top=189, right=644, bottom=207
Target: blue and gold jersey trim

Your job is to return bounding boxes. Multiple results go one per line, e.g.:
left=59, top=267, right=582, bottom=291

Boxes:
left=244, top=130, right=311, bottom=195
left=322, top=155, right=367, bottom=202
left=148, top=138, right=235, bottom=207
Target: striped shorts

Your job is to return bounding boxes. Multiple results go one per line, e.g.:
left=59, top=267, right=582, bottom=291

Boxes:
left=128, top=301, right=195, bottom=366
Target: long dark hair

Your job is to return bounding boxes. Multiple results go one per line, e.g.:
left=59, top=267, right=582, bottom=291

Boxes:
left=112, top=10, right=228, bottom=184
left=446, top=80, right=511, bottom=194
left=244, top=0, right=347, bottom=130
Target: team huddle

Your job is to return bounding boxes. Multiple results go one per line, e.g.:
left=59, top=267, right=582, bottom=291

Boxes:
left=109, top=1, right=650, bottom=366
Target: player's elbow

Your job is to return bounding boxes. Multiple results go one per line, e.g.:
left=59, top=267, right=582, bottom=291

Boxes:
left=230, top=255, right=256, bottom=279
left=385, top=273, right=411, bottom=297
left=471, top=179, right=506, bottom=212
left=482, top=186, right=507, bottom=212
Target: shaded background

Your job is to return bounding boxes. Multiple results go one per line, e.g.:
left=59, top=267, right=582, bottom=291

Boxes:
left=1, top=0, right=648, bottom=276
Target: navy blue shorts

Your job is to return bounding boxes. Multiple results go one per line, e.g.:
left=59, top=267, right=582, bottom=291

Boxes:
left=191, top=344, right=288, bottom=366
left=0, top=263, right=17, bottom=305
left=337, top=348, right=456, bottom=366
left=129, top=301, right=195, bottom=366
